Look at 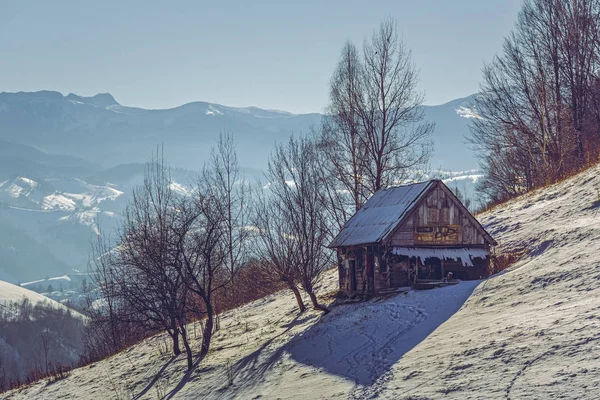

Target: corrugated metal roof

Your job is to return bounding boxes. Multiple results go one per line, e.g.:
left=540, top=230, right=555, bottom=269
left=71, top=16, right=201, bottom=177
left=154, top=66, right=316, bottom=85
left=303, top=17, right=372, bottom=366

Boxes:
left=329, top=181, right=433, bottom=247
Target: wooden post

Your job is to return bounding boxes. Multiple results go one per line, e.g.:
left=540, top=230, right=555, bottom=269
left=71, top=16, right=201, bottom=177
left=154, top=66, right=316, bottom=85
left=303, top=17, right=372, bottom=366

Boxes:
left=336, top=250, right=345, bottom=291
left=380, top=247, right=389, bottom=289
left=441, top=258, right=445, bottom=281
left=366, top=250, right=375, bottom=296
left=415, top=257, right=419, bottom=284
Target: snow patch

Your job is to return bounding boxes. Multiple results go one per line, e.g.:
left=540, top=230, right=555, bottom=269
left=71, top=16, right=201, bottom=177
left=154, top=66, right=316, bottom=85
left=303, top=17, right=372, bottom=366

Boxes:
left=42, top=193, right=77, bottom=211
left=169, top=181, right=191, bottom=195
left=456, top=106, right=482, bottom=119
left=205, top=105, right=224, bottom=116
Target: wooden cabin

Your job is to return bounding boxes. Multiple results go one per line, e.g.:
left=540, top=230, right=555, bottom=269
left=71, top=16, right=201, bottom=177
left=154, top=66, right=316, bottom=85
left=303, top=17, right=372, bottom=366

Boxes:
left=329, top=180, right=497, bottom=296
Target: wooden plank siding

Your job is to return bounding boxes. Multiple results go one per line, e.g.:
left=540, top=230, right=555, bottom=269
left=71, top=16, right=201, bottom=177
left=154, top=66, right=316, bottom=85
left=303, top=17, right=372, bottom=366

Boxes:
left=389, top=184, right=486, bottom=247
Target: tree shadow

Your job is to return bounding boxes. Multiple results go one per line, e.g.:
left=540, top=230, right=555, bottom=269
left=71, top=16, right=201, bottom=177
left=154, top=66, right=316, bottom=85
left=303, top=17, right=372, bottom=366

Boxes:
left=132, top=355, right=177, bottom=400
left=164, top=312, right=314, bottom=399
left=286, top=281, right=479, bottom=386
left=153, top=282, right=478, bottom=397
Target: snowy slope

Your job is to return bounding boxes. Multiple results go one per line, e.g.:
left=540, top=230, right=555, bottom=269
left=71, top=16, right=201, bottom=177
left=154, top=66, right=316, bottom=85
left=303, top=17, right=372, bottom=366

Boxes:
left=0, top=279, right=69, bottom=310
left=0, top=280, right=86, bottom=387
left=7, top=164, right=600, bottom=399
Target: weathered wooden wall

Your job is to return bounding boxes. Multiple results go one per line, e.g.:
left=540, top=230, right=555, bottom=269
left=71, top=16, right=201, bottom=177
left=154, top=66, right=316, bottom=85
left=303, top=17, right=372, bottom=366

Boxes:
left=389, top=183, right=486, bottom=247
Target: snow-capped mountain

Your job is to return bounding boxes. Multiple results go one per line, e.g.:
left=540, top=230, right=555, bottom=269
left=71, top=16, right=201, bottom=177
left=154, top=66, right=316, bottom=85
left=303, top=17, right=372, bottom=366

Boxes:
left=423, top=94, right=480, bottom=171
left=0, top=91, right=480, bottom=171
left=0, top=91, right=322, bottom=171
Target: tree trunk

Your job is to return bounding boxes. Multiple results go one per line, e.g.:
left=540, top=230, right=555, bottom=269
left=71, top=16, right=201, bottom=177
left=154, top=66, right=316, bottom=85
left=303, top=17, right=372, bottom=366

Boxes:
left=180, top=325, right=193, bottom=371
left=169, top=330, right=181, bottom=356
left=198, top=301, right=214, bottom=361
left=307, top=291, right=329, bottom=314
left=290, top=285, right=306, bottom=313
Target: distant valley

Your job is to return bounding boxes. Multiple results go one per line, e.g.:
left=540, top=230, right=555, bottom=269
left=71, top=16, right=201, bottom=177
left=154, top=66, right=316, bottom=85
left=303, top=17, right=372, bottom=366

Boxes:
left=0, top=91, right=481, bottom=285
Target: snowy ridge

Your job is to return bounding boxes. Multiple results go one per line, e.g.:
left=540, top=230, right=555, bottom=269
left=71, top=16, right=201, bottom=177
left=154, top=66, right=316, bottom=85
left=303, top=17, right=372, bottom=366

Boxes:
left=0, top=176, right=123, bottom=212
left=0, top=176, right=38, bottom=198
left=0, top=280, right=71, bottom=312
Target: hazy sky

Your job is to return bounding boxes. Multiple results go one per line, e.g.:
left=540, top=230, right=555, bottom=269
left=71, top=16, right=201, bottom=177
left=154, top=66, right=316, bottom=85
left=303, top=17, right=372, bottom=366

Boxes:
left=0, top=0, right=522, bottom=114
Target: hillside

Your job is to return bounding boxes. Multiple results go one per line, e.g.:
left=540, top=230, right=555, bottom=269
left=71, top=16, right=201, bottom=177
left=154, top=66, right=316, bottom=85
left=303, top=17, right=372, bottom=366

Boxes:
left=0, top=280, right=67, bottom=309
left=6, top=164, right=600, bottom=399
left=0, top=280, right=85, bottom=389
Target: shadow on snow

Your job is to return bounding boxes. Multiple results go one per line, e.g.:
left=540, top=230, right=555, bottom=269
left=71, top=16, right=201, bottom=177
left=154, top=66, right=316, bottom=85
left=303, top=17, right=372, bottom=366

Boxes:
left=135, top=281, right=479, bottom=397
left=286, top=280, right=480, bottom=386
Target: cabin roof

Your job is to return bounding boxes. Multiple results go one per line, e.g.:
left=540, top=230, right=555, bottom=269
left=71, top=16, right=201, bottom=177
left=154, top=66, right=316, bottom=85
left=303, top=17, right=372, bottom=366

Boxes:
left=329, top=179, right=497, bottom=248
left=328, top=181, right=433, bottom=247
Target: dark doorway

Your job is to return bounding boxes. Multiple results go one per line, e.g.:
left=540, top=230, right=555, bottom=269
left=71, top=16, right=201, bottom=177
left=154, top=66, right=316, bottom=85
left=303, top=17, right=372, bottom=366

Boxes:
left=420, top=257, right=442, bottom=280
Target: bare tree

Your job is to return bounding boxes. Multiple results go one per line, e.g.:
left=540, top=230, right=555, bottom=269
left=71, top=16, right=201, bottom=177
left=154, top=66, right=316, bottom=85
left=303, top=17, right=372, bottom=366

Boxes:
left=170, top=163, right=231, bottom=365
left=253, top=182, right=306, bottom=313
left=321, top=19, right=433, bottom=226
left=320, top=41, right=369, bottom=226
left=359, top=19, right=434, bottom=194
left=118, top=154, right=191, bottom=362
left=255, top=136, right=332, bottom=313
left=88, top=151, right=195, bottom=369
left=209, top=132, right=251, bottom=303
left=471, top=0, right=600, bottom=203
left=39, top=329, right=51, bottom=375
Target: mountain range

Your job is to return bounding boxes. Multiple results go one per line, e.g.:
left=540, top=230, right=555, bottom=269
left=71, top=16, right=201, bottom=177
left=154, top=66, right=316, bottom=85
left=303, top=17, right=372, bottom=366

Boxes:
left=0, top=91, right=481, bottom=283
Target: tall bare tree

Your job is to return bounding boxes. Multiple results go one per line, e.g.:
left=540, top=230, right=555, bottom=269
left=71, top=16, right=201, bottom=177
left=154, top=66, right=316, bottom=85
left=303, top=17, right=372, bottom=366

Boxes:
left=170, top=162, right=230, bottom=364
left=321, top=41, right=368, bottom=225
left=91, top=152, right=194, bottom=369
left=209, top=132, right=250, bottom=302
left=359, top=19, right=434, bottom=194
left=321, top=19, right=433, bottom=227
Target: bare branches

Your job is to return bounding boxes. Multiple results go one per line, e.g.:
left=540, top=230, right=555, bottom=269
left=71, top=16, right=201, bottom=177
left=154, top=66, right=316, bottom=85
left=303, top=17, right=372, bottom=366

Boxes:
left=471, top=0, right=600, bottom=203
left=359, top=19, right=434, bottom=193
left=253, top=136, right=332, bottom=313
left=87, top=137, right=255, bottom=371
left=320, top=19, right=433, bottom=227
left=208, top=132, right=251, bottom=301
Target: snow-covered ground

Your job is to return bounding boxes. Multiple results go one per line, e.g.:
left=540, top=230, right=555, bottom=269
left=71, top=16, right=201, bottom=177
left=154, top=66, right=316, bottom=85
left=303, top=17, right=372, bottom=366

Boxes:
left=6, top=164, right=600, bottom=399
left=0, top=280, right=64, bottom=309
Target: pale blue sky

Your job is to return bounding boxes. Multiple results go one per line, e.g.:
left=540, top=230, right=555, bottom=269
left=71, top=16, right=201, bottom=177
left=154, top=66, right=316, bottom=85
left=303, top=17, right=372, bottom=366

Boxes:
left=0, top=0, right=522, bottom=113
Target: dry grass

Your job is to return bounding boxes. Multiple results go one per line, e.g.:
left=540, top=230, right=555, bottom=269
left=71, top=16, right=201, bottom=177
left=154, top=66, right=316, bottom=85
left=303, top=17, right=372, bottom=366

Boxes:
left=475, top=161, right=600, bottom=217
left=489, top=250, right=523, bottom=276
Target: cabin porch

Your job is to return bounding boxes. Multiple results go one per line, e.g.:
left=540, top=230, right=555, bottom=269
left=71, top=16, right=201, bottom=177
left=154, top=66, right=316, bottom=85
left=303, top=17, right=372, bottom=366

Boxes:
left=337, top=245, right=489, bottom=296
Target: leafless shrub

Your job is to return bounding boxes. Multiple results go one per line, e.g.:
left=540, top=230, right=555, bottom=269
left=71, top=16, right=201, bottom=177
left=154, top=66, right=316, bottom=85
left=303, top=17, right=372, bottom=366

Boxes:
left=489, top=250, right=523, bottom=275
left=253, top=136, right=333, bottom=313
